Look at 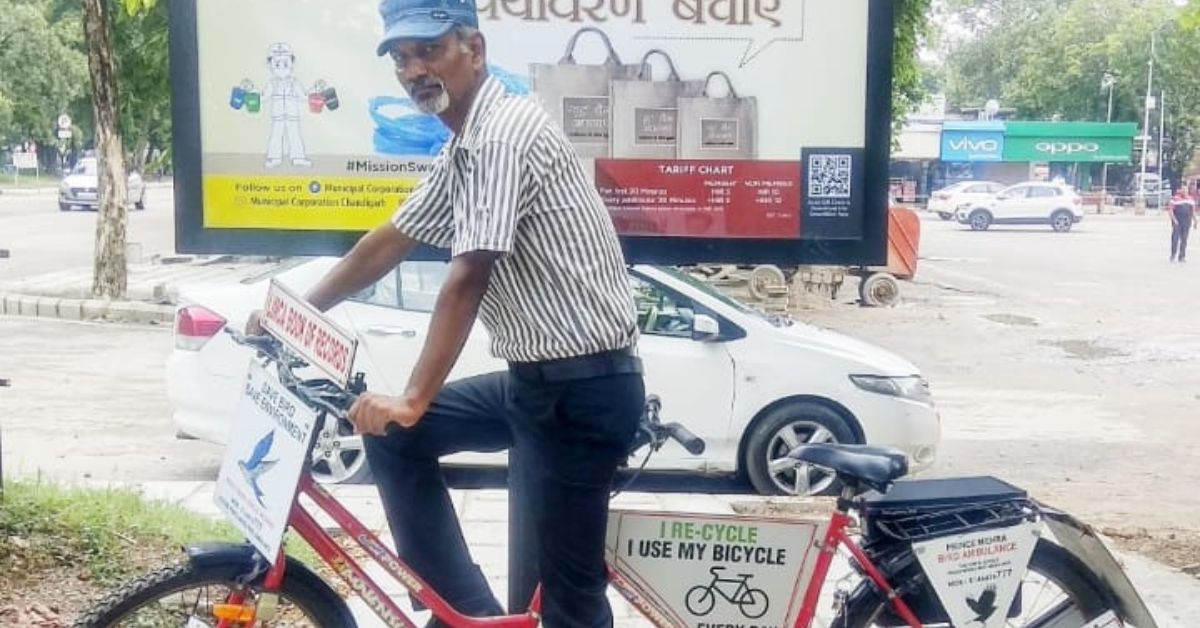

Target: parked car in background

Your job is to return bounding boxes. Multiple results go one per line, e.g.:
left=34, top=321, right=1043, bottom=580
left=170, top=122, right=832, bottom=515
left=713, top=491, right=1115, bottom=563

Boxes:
left=926, top=180, right=1006, bottom=220
left=167, top=259, right=941, bottom=496
left=957, top=181, right=1084, bottom=232
left=58, top=157, right=146, bottom=212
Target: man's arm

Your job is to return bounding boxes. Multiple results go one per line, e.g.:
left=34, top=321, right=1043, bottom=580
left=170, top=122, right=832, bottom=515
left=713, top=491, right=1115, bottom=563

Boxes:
left=404, top=250, right=499, bottom=408
left=347, top=251, right=500, bottom=434
left=305, top=224, right=420, bottom=312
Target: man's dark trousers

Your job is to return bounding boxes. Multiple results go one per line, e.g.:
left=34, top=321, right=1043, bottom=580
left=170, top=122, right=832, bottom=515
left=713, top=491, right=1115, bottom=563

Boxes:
left=364, top=358, right=645, bottom=627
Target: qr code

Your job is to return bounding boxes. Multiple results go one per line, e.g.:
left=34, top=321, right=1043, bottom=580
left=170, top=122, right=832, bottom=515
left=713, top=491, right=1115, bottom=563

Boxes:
left=808, top=154, right=852, bottom=198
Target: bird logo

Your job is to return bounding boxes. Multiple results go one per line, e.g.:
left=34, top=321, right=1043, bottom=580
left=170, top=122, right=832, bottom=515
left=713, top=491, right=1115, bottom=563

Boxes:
left=965, top=584, right=999, bottom=624
left=238, top=430, right=280, bottom=507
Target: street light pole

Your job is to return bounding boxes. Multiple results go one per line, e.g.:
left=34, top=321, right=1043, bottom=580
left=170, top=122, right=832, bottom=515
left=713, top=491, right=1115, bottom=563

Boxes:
left=1138, top=31, right=1156, bottom=212
left=1100, top=72, right=1116, bottom=213
left=1159, top=89, right=1166, bottom=186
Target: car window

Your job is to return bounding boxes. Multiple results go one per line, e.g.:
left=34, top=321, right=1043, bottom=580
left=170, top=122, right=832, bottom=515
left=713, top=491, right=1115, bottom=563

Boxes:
left=72, top=161, right=97, bottom=176
left=349, top=269, right=402, bottom=309
left=348, top=261, right=449, bottom=312
left=1029, top=186, right=1058, bottom=198
left=1002, top=186, right=1029, bottom=198
left=397, top=262, right=449, bottom=312
left=965, top=184, right=988, bottom=194
left=629, top=274, right=695, bottom=338
left=988, top=184, right=1005, bottom=193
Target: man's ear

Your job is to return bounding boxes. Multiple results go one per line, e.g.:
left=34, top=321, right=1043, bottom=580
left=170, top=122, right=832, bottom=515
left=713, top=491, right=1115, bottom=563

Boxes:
left=470, top=33, right=487, bottom=71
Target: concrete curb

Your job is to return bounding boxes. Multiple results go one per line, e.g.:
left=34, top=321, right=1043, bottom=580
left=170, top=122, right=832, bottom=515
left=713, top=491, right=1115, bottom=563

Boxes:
left=0, top=291, right=173, bottom=325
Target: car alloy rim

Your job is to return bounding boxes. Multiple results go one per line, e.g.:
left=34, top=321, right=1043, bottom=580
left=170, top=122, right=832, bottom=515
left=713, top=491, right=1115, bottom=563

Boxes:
left=1055, top=215, right=1070, bottom=229
left=310, top=421, right=365, bottom=483
left=765, top=420, right=838, bottom=495
left=972, top=215, right=987, bottom=228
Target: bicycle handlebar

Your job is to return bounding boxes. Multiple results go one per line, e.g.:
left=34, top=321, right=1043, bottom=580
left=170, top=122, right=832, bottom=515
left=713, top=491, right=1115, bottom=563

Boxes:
left=227, top=330, right=705, bottom=456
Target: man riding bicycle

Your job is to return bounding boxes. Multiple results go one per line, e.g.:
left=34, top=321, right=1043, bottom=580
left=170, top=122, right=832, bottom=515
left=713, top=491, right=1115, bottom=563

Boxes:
left=253, top=1, right=644, bottom=626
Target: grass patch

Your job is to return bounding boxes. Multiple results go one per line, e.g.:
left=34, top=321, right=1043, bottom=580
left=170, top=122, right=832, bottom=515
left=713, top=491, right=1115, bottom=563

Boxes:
left=0, top=172, right=59, bottom=188
left=0, top=478, right=319, bottom=590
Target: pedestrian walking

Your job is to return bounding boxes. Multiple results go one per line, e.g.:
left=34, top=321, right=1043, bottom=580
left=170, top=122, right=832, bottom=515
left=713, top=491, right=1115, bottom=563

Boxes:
left=1168, top=188, right=1196, bottom=262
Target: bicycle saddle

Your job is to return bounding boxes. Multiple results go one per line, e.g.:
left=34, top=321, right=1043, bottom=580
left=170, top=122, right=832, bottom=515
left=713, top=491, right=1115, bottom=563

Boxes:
left=788, top=443, right=908, bottom=493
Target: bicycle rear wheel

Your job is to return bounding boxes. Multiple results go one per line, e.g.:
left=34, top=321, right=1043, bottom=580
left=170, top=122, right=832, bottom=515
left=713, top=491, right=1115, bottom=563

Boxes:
left=837, top=540, right=1111, bottom=627
left=73, top=557, right=355, bottom=627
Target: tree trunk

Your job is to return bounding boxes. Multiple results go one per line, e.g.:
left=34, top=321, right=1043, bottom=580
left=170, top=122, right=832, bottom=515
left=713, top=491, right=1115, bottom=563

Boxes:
left=82, top=0, right=128, bottom=300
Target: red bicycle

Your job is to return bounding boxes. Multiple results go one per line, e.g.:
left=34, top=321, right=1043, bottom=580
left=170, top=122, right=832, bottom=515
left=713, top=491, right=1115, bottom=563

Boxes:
left=76, top=331, right=1154, bottom=628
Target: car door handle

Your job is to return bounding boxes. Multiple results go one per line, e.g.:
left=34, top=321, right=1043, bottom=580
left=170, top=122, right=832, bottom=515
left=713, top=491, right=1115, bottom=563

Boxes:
left=366, top=325, right=417, bottom=338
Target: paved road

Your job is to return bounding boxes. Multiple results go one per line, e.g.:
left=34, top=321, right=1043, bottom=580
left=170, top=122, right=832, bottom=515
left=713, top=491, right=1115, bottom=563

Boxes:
left=0, top=185, right=177, bottom=281
left=803, top=212, right=1200, bottom=534
left=2, top=191, right=1198, bottom=537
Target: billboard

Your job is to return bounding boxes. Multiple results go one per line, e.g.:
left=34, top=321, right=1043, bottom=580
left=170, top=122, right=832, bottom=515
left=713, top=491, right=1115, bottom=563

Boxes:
left=169, top=0, right=894, bottom=265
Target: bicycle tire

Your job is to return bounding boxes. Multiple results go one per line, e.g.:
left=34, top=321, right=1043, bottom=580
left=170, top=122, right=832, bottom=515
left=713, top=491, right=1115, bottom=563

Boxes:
left=736, top=588, right=769, bottom=619
left=835, top=540, right=1111, bottom=627
left=74, top=556, right=355, bottom=627
left=684, top=586, right=717, bottom=616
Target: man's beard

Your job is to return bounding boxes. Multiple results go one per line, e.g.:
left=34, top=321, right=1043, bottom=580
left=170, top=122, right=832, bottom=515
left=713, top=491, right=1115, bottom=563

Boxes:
left=408, top=78, right=450, bottom=115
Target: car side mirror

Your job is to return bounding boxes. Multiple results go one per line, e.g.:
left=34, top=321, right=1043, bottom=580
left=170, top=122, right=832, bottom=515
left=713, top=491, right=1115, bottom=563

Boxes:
left=692, top=314, right=721, bottom=342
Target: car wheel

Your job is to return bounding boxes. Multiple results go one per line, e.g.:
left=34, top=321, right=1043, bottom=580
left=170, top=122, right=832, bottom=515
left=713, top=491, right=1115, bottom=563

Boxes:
left=937, top=211, right=953, bottom=221
left=310, top=418, right=371, bottom=484
left=969, top=210, right=992, bottom=231
left=859, top=272, right=900, bottom=307
left=1051, top=210, right=1074, bottom=232
left=743, top=401, right=856, bottom=496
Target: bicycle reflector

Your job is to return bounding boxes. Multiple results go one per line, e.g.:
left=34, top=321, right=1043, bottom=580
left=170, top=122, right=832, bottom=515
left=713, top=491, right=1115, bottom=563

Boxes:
left=175, top=305, right=226, bottom=351
left=212, top=603, right=256, bottom=623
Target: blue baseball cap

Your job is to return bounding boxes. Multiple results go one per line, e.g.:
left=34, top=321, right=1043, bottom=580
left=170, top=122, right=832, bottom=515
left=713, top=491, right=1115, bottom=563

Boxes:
left=376, top=0, right=480, bottom=56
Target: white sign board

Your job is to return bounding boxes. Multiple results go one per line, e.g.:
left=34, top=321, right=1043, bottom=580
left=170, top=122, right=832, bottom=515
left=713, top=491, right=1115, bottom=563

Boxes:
left=913, top=522, right=1040, bottom=628
left=57, top=129, right=72, bottom=140
left=12, top=152, right=37, bottom=169
left=214, top=360, right=317, bottom=561
left=57, top=114, right=72, bottom=130
left=606, top=510, right=828, bottom=628
left=260, top=278, right=358, bottom=387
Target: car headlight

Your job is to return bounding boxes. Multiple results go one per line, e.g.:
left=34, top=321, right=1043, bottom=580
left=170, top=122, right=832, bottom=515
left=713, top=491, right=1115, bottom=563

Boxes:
left=849, top=375, right=932, bottom=404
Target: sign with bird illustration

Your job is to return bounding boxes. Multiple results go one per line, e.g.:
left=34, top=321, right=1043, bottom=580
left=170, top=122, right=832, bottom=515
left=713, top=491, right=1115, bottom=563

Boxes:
left=912, top=522, right=1039, bottom=628
left=214, top=360, right=319, bottom=561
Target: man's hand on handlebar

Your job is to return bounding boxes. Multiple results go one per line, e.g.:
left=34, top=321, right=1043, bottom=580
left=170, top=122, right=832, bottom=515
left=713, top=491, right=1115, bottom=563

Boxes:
left=348, top=392, right=424, bottom=436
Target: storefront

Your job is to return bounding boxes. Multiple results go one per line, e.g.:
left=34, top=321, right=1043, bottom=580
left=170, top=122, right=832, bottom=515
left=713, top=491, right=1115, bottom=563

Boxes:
left=890, top=119, right=942, bottom=203
left=937, top=121, right=1029, bottom=187
left=1002, top=121, right=1137, bottom=189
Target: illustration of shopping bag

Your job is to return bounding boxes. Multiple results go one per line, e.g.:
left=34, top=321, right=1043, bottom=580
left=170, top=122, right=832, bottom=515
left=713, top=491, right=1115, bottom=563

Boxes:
left=677, top=71, right=758, bottom=160
left=230, top=80, right=255, bottom=111
left=321, top=86, right=340, bottom=111
left=309, top=80, right=328, bottom=113
left=530, top=27, right=642, bottom=159
left=610, top=50, right=705, bottom=159
left=245, top=88, right=262, bottom=114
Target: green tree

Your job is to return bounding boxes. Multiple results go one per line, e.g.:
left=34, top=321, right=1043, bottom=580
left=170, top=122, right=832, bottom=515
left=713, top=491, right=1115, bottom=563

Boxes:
left=0, top=0, right=88, bottom=158
left=894, top=0, right=936, bottom=134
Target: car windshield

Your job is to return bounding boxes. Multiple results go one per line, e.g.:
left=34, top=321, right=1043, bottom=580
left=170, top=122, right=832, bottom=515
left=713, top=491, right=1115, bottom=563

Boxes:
left=71, top=161, right=97, bottom=176
left=647, top=266, right=792, bottom=327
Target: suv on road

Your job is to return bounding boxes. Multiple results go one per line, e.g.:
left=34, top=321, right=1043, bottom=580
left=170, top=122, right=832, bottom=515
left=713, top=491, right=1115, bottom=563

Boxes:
left=956, top=181, right=1084, bottom=232
left=927, top=180, right=1005, bottom=220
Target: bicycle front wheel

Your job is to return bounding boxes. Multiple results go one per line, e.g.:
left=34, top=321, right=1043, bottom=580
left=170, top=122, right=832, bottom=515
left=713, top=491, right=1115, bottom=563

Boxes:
left=837, top=540, right=1111, bottom=627
left=73, top=557, right=355, bottom=627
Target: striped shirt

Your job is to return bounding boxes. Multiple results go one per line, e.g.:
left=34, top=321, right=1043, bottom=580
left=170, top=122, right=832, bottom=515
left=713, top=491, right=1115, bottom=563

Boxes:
left=392, top=75, right=638, bottom=362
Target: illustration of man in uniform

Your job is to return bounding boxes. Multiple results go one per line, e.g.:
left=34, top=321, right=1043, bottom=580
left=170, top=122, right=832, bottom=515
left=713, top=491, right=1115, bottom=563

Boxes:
left=264, top=42, right=312, bottom=168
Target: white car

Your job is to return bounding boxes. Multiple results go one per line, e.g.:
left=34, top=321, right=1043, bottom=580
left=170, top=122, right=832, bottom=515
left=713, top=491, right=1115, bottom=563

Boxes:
left=167, top=259, right=940, bottom=495
left=926, top=180, right=1006, bottom=220
left=58, top=157, right=146, bottom=212
left=957, top=181, right=1084, bottom=232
